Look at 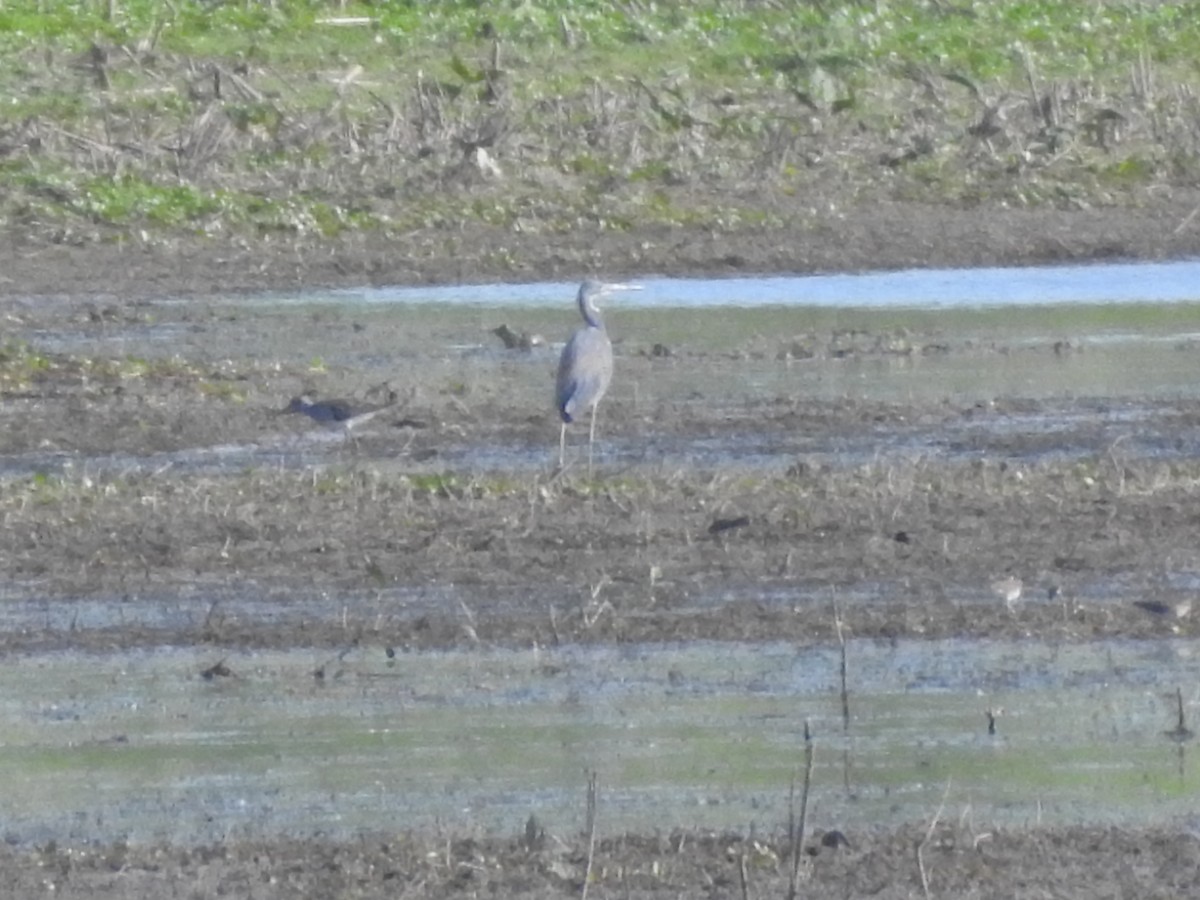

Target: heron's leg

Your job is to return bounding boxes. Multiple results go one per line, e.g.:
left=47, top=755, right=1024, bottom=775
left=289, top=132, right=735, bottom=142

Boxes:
left=559, top=421, right=567, bottom=469
left=587, top=404, right=599, bottom=477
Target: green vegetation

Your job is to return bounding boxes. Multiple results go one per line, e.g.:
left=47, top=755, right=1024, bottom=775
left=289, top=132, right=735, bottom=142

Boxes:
left=0, top=338, right=252, bottom=395
left=0, top=1, right=1197, bottom=243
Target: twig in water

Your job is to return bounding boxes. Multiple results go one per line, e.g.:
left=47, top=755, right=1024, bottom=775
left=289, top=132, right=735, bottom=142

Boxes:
left=834, top=598, right=853, bottom=792
left=458, top=599, right=480, bottom=646
left=917, top=779, right=953, bottom=900
left=787, top=771, right=797, bottom=849
left=581, top=770, right=599, bottom=900
left=1165, top=687, right=1194, bottom=742
left=786, top=720, right=815, bottom=900
left=834, top=599, right=850, bottom=732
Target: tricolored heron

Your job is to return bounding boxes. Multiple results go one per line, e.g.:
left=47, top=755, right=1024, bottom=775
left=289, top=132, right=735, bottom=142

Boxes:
left=555, top=279, right=640, bottom=473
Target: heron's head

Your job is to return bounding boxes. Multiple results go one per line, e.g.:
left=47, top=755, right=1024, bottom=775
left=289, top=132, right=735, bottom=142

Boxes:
left=283, top=393, right=316, bottom=414
left=578, top=279, right=642, bottom=309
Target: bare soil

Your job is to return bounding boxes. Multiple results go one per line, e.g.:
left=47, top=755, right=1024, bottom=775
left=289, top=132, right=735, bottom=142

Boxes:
left=2, top=206, right=1199, bottom=896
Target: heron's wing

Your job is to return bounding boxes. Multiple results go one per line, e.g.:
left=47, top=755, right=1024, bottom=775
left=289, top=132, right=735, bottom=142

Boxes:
left=556, top=327, right=613, bottom=422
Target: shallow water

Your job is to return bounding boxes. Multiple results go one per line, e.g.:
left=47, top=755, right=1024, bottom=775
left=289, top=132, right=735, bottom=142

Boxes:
left=286, top=259, right=1200, bottom=309
left=0, top=638, right=1195, bottom=846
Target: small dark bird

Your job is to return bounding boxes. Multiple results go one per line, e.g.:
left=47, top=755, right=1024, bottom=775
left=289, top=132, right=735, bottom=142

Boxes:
left=201, top=659, right=233, bottom=680
left=1134, top=599, right=1192, bottom=620
left=709, top=515, right=751, bottom=535
left=282, top=394, right=391, bottom=432
left=820, top=830, right=851, bottom=850
left=491, top=324, right=544, bottom=351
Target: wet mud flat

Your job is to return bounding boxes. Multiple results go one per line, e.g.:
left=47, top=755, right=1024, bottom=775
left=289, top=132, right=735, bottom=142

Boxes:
left=2, top=291, right=1200, bottom=895
left=3, top=292, right=1200, bottom=652
left=4, top=824, right=1199, bottom=900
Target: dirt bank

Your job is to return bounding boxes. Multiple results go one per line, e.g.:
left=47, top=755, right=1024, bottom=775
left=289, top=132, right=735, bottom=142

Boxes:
left=4, top=192, right=1200, bottom=301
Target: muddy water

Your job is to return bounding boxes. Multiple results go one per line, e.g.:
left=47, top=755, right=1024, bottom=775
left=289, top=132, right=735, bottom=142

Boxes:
left=2, top=333, right=1196, bottom=478
left=1, top=639, right=1196, bottom=846
left=13, top=267, right=1200, bottom=478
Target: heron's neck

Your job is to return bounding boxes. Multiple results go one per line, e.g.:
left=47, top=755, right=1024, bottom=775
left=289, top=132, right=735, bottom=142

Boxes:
left=579, top=296, right=604, bottom=328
